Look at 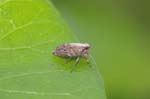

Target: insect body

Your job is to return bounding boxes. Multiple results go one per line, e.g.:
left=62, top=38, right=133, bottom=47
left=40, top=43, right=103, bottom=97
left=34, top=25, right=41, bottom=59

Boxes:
left=52, top=43, right=90, bottom=72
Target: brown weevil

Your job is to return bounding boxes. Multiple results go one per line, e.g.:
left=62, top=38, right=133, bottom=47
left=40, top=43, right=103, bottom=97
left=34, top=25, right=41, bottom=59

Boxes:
left=52, top=43, right=90, bottom=72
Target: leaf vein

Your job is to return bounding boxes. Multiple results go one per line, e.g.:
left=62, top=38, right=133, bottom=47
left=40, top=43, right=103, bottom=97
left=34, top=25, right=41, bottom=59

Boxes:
left=0, top=22, right=32, bottom=41
left=0, top=88, right=71, bottom=96
left=0, top=70, right=64, bottom=81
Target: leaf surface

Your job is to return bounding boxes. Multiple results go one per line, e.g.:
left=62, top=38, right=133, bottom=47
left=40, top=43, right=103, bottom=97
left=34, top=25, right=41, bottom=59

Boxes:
left=0, top=0, right=106, bottom=99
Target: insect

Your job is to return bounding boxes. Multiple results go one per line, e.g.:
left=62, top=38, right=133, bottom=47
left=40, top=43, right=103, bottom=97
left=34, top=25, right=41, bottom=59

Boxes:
left=52, top=43, right=90, bottom=72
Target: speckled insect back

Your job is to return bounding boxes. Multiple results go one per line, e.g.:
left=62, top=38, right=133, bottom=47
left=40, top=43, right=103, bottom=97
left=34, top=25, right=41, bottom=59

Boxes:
left=52, top=43, right=90, bottom=72
left=53, top=43, right=90, bottom=58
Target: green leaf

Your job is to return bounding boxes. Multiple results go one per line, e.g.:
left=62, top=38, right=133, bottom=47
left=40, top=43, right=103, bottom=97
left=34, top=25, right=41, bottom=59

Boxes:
left=0, top=0, right=106, bottom=99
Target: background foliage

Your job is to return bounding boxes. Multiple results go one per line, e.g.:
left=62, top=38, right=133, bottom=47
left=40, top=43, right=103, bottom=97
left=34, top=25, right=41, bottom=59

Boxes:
left=53, top=0, right=150, bottom=99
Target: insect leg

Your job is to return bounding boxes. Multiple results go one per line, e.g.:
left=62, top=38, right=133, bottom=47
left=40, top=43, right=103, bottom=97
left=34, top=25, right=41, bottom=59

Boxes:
left=86, top=59, right=92, bottom=68
left=70, top=56, right=80, bottom=73
left=64, top=57, right=72, bottom=64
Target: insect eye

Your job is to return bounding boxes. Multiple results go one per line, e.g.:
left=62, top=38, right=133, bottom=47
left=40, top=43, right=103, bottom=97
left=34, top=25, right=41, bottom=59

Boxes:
left=63, top=49, right=66, bottom=51
left=84, top=47, right=89, bottom=50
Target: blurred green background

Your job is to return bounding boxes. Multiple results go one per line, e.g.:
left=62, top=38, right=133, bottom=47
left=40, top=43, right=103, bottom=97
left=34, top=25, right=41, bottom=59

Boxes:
left=52, top=0, right=149, bottom=99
